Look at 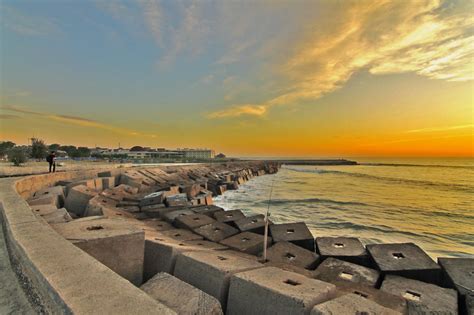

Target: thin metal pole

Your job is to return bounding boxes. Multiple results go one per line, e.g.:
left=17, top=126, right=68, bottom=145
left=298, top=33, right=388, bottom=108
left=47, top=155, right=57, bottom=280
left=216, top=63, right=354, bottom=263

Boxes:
left=262, top=178, right=274, bottom=262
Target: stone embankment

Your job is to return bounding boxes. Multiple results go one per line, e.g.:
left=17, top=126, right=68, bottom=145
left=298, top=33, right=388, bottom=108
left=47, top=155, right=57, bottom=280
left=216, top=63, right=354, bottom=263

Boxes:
left=0, top=161, right=472, bottom=314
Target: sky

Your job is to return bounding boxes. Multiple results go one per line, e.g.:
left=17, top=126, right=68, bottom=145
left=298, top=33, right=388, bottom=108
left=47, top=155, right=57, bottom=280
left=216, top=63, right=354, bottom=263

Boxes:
left=0, top=0, right=473, bottom=157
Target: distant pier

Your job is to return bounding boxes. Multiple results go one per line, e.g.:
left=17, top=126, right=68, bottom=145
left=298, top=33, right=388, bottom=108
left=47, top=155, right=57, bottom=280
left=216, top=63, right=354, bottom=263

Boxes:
left=271, top=159, right=357, bottom=166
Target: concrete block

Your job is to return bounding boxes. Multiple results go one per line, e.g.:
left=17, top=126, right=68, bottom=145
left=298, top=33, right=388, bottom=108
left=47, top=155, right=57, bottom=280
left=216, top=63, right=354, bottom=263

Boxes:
left=162, top=209, right=195, bottom=223
left=64, top=185, right=98, bottom=216
left=100, top=176, right=116, bottom=190
left=52, top=218, right=145, bottom=285
left=220, top=231, right=271, bottom=255
left=140, top=191, right=167, bottom=207
left=174, top=213, right=216, bottom=230
left=83, top=195, right=118, bottom=217
left=332, top=280, right=407, bottom=313
left=466, top=292, right=474, bottom=315
left=140, top=219, right=175, bottom=232
left=264, top=262, right=316, bottom=278
left=180, top=184, right=204, bottom=198
left=264, top=241, right=320, bottom=270
left=159, top=229, right=204, bottom=242
left=438, top=257, right=474, bottom=296
left=381, top=275, right=458, bottom=314
left=29, top=204, right=60, bottom=216
left=310, top=293, right=401, bottom=315
left=141, top=272, right=223, bottom=315
left=314, top=257, right=380, bottom=287
left=174, top=251, right=263, bottom=308
left=227, top=266, right=336, bottom=315
left=191, top=205, right=224, bottom=218
left=100, top=184, right=138, bottom=201
left=234, top=214, right=271, bottom=235
left=40, top=208, right=72, bottom=224
left=92, top=178, right=104, bottom=191
left=214, top=209, right=245, bottom=226
left=27, top=193, right=60, bottom=208
left=269, top=222, right=315, bottom=251
left=194, top=221, right=239, bottom=242
left=316, top=236, right=369, bottom=265
left=33, top=185, right=65, bottom=206
left=366, top=243, right=441, bottom=284
left=65, top=179, right=96, bottom=195
left=165, top=193, right=189, bottom=207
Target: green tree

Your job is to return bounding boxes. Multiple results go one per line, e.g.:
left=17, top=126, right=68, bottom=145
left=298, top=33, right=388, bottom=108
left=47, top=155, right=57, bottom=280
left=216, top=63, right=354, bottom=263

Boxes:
left=30, top=138, right=48, bottom=160
left=77, top=147, right=91, bottom=157
left=59, top=145, right=77, bottom=157
left=9, top=147, right=27, bottom=166
left=0, top=141, right=16, bottom=157
left=48, top=143, right=61, bottom=151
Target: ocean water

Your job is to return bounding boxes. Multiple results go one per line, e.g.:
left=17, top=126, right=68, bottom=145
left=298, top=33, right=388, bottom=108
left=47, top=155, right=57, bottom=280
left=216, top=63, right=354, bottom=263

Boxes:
left=215, top=158, right=474, bottom=258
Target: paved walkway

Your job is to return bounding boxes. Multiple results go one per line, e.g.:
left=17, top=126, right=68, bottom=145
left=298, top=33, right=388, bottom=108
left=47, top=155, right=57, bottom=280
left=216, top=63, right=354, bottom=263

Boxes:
left=0, top=222, right=35, bottom=315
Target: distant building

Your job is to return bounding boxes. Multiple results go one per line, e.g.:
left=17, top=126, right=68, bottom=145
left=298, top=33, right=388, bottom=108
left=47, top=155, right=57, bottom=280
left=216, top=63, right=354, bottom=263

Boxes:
left=178, top=148, right=215, bottom=159
left=94, top=147, right=215, bottom=160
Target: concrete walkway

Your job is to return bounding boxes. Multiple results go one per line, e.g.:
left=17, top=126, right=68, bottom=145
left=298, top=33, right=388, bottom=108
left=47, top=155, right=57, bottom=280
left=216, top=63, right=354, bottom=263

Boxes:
left=0, top=222, right=35, bottom=315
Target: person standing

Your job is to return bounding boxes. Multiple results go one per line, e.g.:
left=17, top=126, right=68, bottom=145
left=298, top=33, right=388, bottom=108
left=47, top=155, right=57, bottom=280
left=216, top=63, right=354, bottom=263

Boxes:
left=46, top=151, right=56, bottom=173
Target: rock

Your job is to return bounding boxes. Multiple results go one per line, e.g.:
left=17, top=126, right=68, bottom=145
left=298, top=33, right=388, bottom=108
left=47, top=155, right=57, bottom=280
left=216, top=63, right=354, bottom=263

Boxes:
left=264, top=241, right=320, bottom=270
left=194, top=221, right=240, bottom=242
left=227, top=266, right=336, bottom=315
left=310, top=293, right=401, bottom=315
left=316, top=237, right=369, bottom=266
left=269, top=222, right=315, bottom=251
left=141, top=272, right=223, bottom=315
left=314, top=258, right=380, bottom=287
left=220, top=232, right=272, bottom=256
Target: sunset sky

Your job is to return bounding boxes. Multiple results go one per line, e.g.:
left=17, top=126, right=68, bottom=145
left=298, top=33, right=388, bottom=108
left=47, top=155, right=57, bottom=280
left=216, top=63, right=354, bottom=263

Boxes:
left=1, top=0, right=473, bottom=157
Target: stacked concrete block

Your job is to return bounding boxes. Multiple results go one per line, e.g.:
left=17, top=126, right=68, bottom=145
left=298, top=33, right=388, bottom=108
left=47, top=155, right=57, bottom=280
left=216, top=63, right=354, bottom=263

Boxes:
left=227, top=267, right=336, bottom=315
left=40, top=208, right=72, bottom=224
left=142, top=205, right=171, bottom=219
left=438, top=258, right=474, bottom=296
left=83, top=195, right=117, bottom=217
left=220, top=231, right=271, bottom=255
left=65, top=179, right=96, bottom=195
left=314, top=258, right=380, bottom=287
left=27, top=192, right=61, bottom=208
left=234, top=214, right=270, bottom=235
left=180, top=184, right=203, bottom=199
left=381, top=275, right=458, bottom=314
left=310, top=293, right=400, bottom=315
left=64, top=185, right=98, bottom=217
left=29, top=204, right=61, bottom=216
left=33, top=185, right=66, bottom=206
left=100, top=184, right=138, bottom=202
left=316, top=237, right=369, bottom=266
left=162, top=209, right=195, bottom=223
left=139, top=191, right=167, bottom=207
left=140, top=219, right=175, bottom=232
left=191, top=205, right=225, bottom=218
left=264, top=241, right=320, bottom=270
left=159, top=229, right=204, bottom=242
left=214, top=210, right=246, bottom=226
left=367, top=243, right=441, bottom=284
left=269, top=222, right=315, bottom=251
left=174, top=251, right=263, bottom=308
left=52, top=218, right=145, bottom=285
left=174, top=213, right=216, bottom=230
left=141, top=272, right=223, bottom=315
left=194, top=221, right=240, bottom=242
left=100, top=177, right=116, bottom=190
left=165, top=193, right=189, bottom=207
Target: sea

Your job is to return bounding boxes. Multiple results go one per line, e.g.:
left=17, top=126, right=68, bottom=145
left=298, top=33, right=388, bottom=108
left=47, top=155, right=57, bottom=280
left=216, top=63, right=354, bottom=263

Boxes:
left=214, top=157, right=474, bottom=259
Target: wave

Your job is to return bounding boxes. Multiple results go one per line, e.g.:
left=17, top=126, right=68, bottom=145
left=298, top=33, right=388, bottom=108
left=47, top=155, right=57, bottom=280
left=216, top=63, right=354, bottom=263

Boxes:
left=285, top=167, right=474, bottom=193
left=255, top=197, right=371, bottom=207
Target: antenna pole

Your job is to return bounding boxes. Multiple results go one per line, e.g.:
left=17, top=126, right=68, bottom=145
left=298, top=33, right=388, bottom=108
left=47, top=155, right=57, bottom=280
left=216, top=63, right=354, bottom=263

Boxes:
left=262, top=178, right=274, bottom=262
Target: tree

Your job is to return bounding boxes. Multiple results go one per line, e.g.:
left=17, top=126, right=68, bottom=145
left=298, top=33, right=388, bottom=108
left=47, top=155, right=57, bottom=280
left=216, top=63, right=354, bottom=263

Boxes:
left=59, top=145, right=77, bottom=157
left=77, top=147, right=91, bottom=158
left=9, top=147, right=27, bottom=166
left=48, top=143, right=61, bottom=151
left=0, top=141, right=16, bottom=157
left=215, top=153, right=226, bottom=159
left=30, top=138, right=48, bottom=160
left=130, top=146, right=144, bottom=151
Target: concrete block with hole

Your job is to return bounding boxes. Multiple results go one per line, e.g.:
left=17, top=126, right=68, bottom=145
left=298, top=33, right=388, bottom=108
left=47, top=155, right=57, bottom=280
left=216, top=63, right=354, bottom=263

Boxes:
left=366, top=243, right=441, bottom=284
left=438, top=257, right=474, bottom=296
left=269, top=222, right=315, bottom=251
left=194, top=221, right=240, bottom=242
left=33, top=185, right=65, bottom=206
left=64, top=185, right=99, bottom=216
left=264, top=241, right=320, bottom=270
left=159, top=229, right=204, bottom=242
left=140, top=219, right=175, bottom=232
left=144, top=236, right=227, bottom=281
left=310, top=293, right=400, bottom=315
left=27, top=192, right=61, bottom=208
left=192, top=205, right=225, bottom=218
left=52, top=218, right=145, bottom=285
left=29, top=204, right=60, bottom=216
left=174, top=250, right=263, bottom=308
left=314, top=257, right=380, bottom=287
left=214, top=210, right=245, bottom=226
left=100, top=177, right=116, bottom=190
left=381, top=275, right=457, bottom=314
left=141, top=272, right=223, bottom=315
left=234, top=214, right=271, bottom=235
left=140, top=191, right=167, bottom=207
left=316, top=237, right=369, bottom=266
left=165, top=193, right=189, bottom=207
left=141, top=204, right=169, bottom=218
left=40, top=208, right=72, bottom=224
left=162, top=209, right=195, bottom=223
left=227, top=266, right=336, bottom=315
left=174, top=213, right=216, bottom=230
left=220, top=231, right=271, bottom=255
left=83, top=195, right=118, bottom=217
left=65, top=179, right=96, bottom=195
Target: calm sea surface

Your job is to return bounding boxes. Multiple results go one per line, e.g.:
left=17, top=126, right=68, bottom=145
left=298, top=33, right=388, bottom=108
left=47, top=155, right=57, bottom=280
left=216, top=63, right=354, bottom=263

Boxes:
left=215, top=158, right=474, bottom=258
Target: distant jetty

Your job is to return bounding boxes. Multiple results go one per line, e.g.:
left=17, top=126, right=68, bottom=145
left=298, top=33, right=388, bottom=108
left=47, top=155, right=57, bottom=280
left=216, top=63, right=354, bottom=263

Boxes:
left=271, top=159, right=357, bottom=166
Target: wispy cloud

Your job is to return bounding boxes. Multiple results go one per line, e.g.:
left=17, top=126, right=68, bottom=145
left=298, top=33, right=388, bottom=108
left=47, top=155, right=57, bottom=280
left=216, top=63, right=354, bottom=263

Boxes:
left=0, top=114, right=20, bottom=119
left=209, top=0, right=473, bottom=119
left=1, top=5, right=60, bottom=36
left=406, top=124, right=474, bottom=133
left=1, top=105, right=157, bottom=138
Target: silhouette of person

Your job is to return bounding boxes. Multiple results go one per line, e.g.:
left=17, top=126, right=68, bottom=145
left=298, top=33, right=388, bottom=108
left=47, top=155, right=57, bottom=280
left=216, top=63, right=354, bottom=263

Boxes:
left=47, top=151, right=56, bottom=173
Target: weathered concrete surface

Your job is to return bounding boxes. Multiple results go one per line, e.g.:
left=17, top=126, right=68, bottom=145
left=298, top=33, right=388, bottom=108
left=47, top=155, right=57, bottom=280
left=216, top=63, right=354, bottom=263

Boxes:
left=191, top=205, right=224, bottom=218
left=367, top=243, right=441, bottom=284
left=52, top=217, right=145, bottom=285
left=438, top=257, right=474, bottom=296
left=310, top=293, right=401, bottom=315
left=220, top=231, right=271, bottom=255
left=269, top=222, right=315, bottom=251
left=174, top=213, right=216, bottom=230
left=174, top=250, right=263, bottom=308
left=214, top=209, right=245, bottom=225
left=162, top=209, right=195, bottom=223
left=314, top=257, right=380, bottom=287
left=264, top=241, right=320, bottom=270
left=234, top=214, right=270, bottom=235
left=381, top=275, right=458, bottom=314
left=227, top=266, right=336, bottom=315
left=194, top=221, right=240, bottom=242
left=39, top=208, right=72, bottom=224
left=316, top=236, right=369, bottom=265
left=141, top=272, right=223, bottom=315
left=64, top=184, right=98, bottom=217
left=33, top=185, right=65, bottom=207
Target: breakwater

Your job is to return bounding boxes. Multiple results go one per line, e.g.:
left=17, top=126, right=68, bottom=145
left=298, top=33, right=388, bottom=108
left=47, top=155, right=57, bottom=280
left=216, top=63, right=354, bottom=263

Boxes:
left=0, top=161, right=471, bottom=314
